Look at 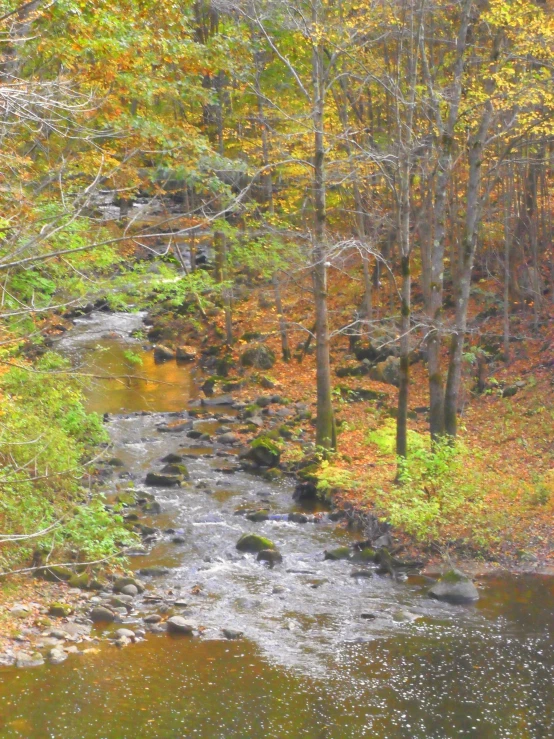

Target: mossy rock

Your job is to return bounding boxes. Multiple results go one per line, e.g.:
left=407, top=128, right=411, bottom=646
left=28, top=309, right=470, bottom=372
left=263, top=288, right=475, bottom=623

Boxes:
left=215, top=355, right=235, bottom=376
left=297, top=464, right=320, bottom=484
left=236, top=533, right=276, bottom=553
left=160, top=463, right=190, bottom=479
left=279, top=425, right=294, bottom=439
left=353, top=547, right=376, bottom=563
left=428, top=568, right=479, bottom=604
left=240, top=344, right=276, bottom=370
left=68, top=573, right=90, bottom=590
left=48, top=602, right=74, bottom=618
left=115, top=492, right=137, bottom=506
left=39, top=566, right=73, bottom=583
left=241, top=331, right=262, bottom=342
left=262, top=467, right=284, bottom=481
left=145, top=472, right=181, bottom=487
left=248, top=436, right=281, bottom=467
left=246, top=510, right=270, bottom=522
left=324, top=546, right=352, bottom=561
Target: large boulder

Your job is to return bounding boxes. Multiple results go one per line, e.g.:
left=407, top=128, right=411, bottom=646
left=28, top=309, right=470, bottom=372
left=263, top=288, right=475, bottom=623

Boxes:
left=246, top=436, right=281, bottom=467
left=236, top=533, right=276, bottom=553
left=369, top=355, right=401, bottom=387
left=240, top=344, right=276, bottom=370
left=428, top=569, right=479, bottom=604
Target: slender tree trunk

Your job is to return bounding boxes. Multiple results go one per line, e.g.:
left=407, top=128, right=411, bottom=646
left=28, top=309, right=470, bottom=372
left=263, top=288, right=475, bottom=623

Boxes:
left=503, top=179, right=512, bottom=362
left=444, top=102, right=493, bottom=437
left=396, top=164, right=411, bottom=459
left=312, top=33, right=336, bottom=451
left=421, top=0, right=472, bottom=439
left=273, top=273, right=290, bottom=361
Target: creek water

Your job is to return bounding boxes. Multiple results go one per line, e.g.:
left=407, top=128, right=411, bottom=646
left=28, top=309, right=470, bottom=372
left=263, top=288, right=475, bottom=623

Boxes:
left=1, top=312, right=553, bottom=738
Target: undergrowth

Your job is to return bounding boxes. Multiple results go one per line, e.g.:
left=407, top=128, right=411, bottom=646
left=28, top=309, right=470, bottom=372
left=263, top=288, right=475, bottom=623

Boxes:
left=0, top=352, right=136, bottom=571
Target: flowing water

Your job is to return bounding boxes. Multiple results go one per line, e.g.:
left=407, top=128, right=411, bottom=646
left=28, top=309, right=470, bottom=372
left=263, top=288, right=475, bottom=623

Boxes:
left=1, top=312, right=553, bottom=738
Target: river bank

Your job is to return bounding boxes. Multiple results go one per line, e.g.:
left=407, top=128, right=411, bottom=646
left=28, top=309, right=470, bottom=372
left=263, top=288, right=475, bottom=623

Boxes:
left=1, top=310, right=554, bottom=738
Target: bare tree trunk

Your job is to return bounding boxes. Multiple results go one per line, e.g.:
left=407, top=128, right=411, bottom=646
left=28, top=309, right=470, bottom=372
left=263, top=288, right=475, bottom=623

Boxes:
left=503, top=178, right=512, bottom=362
left=421, top=0, right=473, bottom=440
left=312, top=27, right=336, bottom=451
left=396, top=164, right=411, bottom=459
left=444, top=101, right=493, bottom=437
left=273, top=273, right=290, bottom=361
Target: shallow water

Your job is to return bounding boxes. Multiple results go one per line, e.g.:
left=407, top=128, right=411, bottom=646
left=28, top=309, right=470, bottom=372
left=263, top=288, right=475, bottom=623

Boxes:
left=1, top=313, right=553, bottom=738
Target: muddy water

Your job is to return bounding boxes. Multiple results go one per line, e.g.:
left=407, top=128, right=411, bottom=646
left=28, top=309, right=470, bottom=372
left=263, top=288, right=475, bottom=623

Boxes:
left=1, top=312, right=554, bottom=738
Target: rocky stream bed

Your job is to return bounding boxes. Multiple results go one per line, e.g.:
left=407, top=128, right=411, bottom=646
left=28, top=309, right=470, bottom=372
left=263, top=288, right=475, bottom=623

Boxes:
left=1, top=312, right=554, bottom=738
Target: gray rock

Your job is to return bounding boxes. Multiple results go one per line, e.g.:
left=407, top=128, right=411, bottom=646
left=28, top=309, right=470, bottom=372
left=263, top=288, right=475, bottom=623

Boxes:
left=0, top=652, right=15, bottom=667
left=166, top=616, right=195, bottom=635
left=240, top=344, right=275, bottom=370
left=143, top=614, right=162, bottom=624
left=154, top=345, right=175, bottom=361
left=113, top=577, right=145, bottom=594
left=218, top=432, right=239, bottom=445
left=16, top=652, right=44, bottom=668
left=257, top=549, right=283, bottom=565
left=49, top=647, right=68, bottom=665
left=428, top=569, right=479, bottom=604
left=90, top=606, right=116, bottom=623
left=10, top=604, right=30, bottom=618
left=201, top=394, right=234, bottom=406
left=114, top=628, right=136, bottom=641
left=120, top=584, right=138, bottom=597
left=145, top=472, right=181, bottom=487
left=138, top=567, right=170, bottom=577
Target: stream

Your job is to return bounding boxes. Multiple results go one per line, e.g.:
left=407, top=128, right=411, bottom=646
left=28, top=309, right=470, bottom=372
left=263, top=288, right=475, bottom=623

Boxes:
left=1, top=312, right=554, bottom=738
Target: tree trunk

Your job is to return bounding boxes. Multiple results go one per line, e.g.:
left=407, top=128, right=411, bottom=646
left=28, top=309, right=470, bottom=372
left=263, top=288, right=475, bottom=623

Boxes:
left=444, top=101, right=493, bottom=437
left=273, top=273, right=290, bottom=362
left=396, top=165, right=411, bottom=459
left=312, top=34, right=336, bottom=451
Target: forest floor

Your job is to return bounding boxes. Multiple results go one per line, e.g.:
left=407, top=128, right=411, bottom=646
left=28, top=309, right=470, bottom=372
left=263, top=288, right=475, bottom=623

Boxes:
left=175, top=265, right=554, bottom=568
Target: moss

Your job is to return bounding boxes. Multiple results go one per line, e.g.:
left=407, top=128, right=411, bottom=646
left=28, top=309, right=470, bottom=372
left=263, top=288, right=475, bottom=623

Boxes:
left=48, top=602, right=74, bottom=617
left=262, top=467, right=283, bottom=481
left=353, top=547, right=376, bottom=563
left=236, top=533, right=276, bottom=553
left=69, top=572, right=90, bottom=589
left=297, top=464, right=320, bottom=484
left=324, top=546, right=352, bottom=561
left=39, top=566, right=73, bottom=583
left=440, top=568, right=468, bottom=584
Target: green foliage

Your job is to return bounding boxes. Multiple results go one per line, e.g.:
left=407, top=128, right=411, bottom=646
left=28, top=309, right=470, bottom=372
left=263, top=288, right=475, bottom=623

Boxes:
left=123, top=349, right=143, bottom=367
left=367, top=419, right=426, bottom=456
left=375, top=438, right=487, bottom=543
left=0, top=352, right=136, bottom=569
